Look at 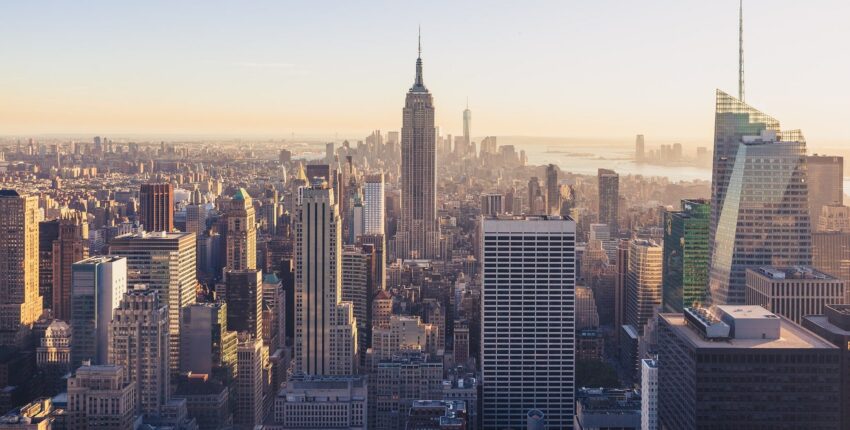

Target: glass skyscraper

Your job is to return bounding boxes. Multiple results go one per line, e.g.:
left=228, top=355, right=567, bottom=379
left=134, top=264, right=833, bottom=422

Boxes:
left=708, top=90, right=811, bottom=305
left=663, top=199, right=710, bottom=312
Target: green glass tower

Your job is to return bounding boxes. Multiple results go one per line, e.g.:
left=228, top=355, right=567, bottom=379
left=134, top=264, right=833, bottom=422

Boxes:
left=663, top=199, right=710, bottom=312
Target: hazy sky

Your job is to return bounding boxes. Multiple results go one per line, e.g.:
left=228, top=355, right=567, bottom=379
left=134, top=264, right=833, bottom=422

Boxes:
left=1, top=1, right=848, bottom=147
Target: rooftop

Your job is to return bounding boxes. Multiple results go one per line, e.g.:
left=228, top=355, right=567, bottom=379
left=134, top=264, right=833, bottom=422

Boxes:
left=660, top=312, right=836, bottom=350
left=749, top=266, right=838, bottom=281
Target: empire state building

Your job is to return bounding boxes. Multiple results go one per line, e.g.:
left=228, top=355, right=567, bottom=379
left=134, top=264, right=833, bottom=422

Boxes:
left=399, top=34, right=439, bottom=259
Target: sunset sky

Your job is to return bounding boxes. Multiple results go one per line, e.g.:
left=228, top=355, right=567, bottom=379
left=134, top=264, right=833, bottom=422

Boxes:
left=1, top=0, right=848, bottom=147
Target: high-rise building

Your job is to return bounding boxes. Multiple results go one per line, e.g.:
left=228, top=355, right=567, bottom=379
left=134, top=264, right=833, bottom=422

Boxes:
left=463, top=103, right=471, bottom=148
left=708, top=91, right=811, bottom=305
left=635, top=134, right=645, bottom=162
left=641, top=359, right=658, bottom=430
left=38, top=220, right=60, bottom=312
left=399, top=34, right=440, bottom=260
left=614, top=239, right=629, bottom=344
left=662, top=199, right=710, bottom=312
left=373, top=352, right=443, bottom=430
left=52, top=213, right=89, bottom=321
left=36, top=320, right=72, bottom=395
left=234, top=337, right=264, bottom=429
left=110, top=231, right=197, bottom=375
left=226, top=188, right=257, bottom=271
left=813, top=230, right=850, bottom=284
left=66, top=364, right=136, bottom=430
left=658, top=306, right=840, bottom=429
left=140, top=183, right=174, bottom=232
left=174, top=373, right=231, bottom=430
left=179, top=302, right=237, bottom=382
left=481, top=216, right=575, bottom=430
left=295, top=184, right=357, bottom=376
left=745, top=266, right=846, bottom=324
left=625, top=239, right=662, bottom=335
left=806, top=155, right=843, bottom=229
left=480, top=193, right=504, bottom=217
left=368, top=315, right=439, bottom=369
left=0, top=190, right=43, bottom=346
left=363, top=173, right=385, bottom=236
left=818, top=204, right=850, bottom=232
left=273, top=375, right=367, bottom=429
left=597, top=169, right=619, bottom=234
left=545, top=164, right=559, bottom=216
left=527, top=177, right=544, bottom=214
left=342, top=245, right=370, bottom=368
left=70, top=256, right=127, bottom=367
left=185, top=203, right=207, bottom=235
left=110, top=287, right=169, bottom=416
left=801, top=304, right=850, bottom=430
left=222, top=269, right=263, bottom=339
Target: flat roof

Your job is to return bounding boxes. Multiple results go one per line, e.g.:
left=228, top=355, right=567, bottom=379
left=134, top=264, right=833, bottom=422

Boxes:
left=660, top=313, right=836, bottom=350
left=748, top=266, right=839, bottom=281
left=804, top=315, right=850, bottom=336
left=716, top=305, right=778, bottom=321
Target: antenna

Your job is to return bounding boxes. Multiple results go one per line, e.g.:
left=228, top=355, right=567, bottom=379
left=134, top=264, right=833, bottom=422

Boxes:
left=738, top=0, right=744, bottom=101
left=418, top=26, right=421, bottom=58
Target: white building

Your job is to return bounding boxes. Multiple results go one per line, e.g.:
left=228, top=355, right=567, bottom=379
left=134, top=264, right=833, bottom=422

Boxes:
left=641, top=358, right=658, bottom=430
left=480, top=215, right=576, bottom=430
left=70, top=256, right=127, bottom=366
left=363, top=173, right=385, bottom=236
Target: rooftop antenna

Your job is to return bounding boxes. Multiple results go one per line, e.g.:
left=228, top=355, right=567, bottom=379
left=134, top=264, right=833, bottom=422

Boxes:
left=418, top=26, right=421, bottom=58
left=738, top=0, right=745, bottom=102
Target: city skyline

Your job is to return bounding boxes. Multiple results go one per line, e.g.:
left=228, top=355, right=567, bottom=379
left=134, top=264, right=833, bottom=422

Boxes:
left=2, top=1, right=849, bottom=147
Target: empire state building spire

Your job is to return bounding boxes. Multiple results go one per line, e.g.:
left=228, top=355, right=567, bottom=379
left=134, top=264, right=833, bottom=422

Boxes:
left=411, top=27, right=427, bottom=92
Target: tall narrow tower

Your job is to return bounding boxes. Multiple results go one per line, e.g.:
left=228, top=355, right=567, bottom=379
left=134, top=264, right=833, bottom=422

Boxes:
left=399, top=30, right=440, bottom=259
left=463, top=99, right=472, bottom=149
left=738, top=0, right=745, bottom=102
left=0, top=189, right=42, bottom=346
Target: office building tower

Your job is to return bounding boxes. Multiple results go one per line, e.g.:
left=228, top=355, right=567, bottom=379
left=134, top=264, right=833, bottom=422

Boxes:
left=813, top=230, right=850, bottom=285
left=662, top=199, right=710, bottom=312
left=641, top=359, right=658, bottom=430
left=295, top=184, right=357, bottom=375
left=614, top=239, right=630, bottom=344
left=66, top=364, right=136, bottom=430
left=110, top=287, right=169, bottom=416
left=373, top=351, right=443, bottom=430
left=545, top=164, right=559, bottom=215
left=222, top=269, right=263, bottom=339
left=70, top=256, right=127, bottom=367
left=453, top=320, right=470, bottom=366
left=802, top=304, right=850, bottom=429
left=342, top=245, right=370, bottom=368
left=576, top=286, right=599, bottom=330
left=597, top=169, right=619, bottom=234
left=527, top=177, right=544, bottom=214
left=52, top=213, right=89, bottom=321
left=818, top=204, right=850, bottom=232
left=326, top=142, right=335, bottom=165
left=574, top=389, right=641, bottom=430
left=262, top=273, right=284, bottom=351
left=481, top=216, right=575, bottom=430
left=174, top=373, right=231, bottom=430
left=658, top=306, right=840, bottom=429
left=480, top=193, right=504, bottom=217
left=745, top=266, right=846, bottom=324
left=0, top=190, right=43, bottom=346
left=226, top=188, right=257, bottom=271
left=234, top=337, right=264, bottom=429
left=363, top=173, right=385, bottom=235
left=708, top=91, right=811, bottom=305
left=38, top=220, right=60, bottom=312
left=807, top=155, right=843, bottom=229
left=399, top=34, right=440, bottom=260
left=179, top=302, right=237, bottom=381
left=625, top=239, right=662, bottom=335
left=351, top=194, right=365, bottom=243
left=273, top=375, right=367, bottom=429
left=463, top=103, right=471, bottom=148
left=635, top=134, right=645, bottom=162
left=185, top=203, right=207, bottom=235
left=36, top=320, right=72, bottom=395
left=110, top=231, right=197, bottom=375
left=372, top=290, right=393, bottom=330
left=140, top=183, right=174, bottom=232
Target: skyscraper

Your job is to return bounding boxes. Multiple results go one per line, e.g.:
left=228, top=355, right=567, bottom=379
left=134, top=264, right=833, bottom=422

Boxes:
left=806, top=155, right=843, bottom=229
left=66, top=364, right=137, bottom=430
left=481, top=216, right=575, bottom=430
left=463, top=101, right=471, bottom=148
left=662, top=199, right=710, bottom=312
left=625, top=239, right=663, bottom=335
left=363, top=173, right=385, bottom=236
left=545, top=164, right=559, bottom=215
left=179, top=302, right=237, bottom=381
left=222, top=269, right=263, bottom=339
left=399, top=32, right=440, bottom=259
left=235, top=336, right=264, bottom=429
left=140, top=183, right=174, bottom=232
left=708, top=91, right=811, bottom=305
left=0, top=189, right=43, bottom=346
left=53, top=213, right=89, bottom=321
left=635, top=134, right=645, bottom=162
left=294, top=184, right=357, bottom=376
left=226, top=188, right=257, bottom=271
left=110, top=231, right=197, bottom=375
left=342, top=245, right=370, bottom=368
left=70, top=256, right=127, bottom=367
left=597, top=169, right=619, bottom=234
left=110, top=287, right=170, bottom=416
left=37, top=320, right=72, bottom=395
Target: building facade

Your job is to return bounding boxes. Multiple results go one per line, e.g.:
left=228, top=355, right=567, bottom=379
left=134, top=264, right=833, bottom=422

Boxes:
left=70, top=256, right=127, bottom=366
left=745, top=266, right=846, bottom=324
left=140, top=182, right=174, bottom=233
left=662, top=199, right=710, bottom=312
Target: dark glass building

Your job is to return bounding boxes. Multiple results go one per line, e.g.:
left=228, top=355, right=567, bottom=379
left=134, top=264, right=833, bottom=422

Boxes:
left=662, top=199, right=710, bottom=312
left=597, top=169, right=619, bottom=234
left=802, top=304, right=850, bottom=430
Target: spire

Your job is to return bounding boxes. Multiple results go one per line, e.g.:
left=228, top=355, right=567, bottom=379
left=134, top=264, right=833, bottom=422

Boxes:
left=411, top=27, right=426, bottom=92
left=738, top=0, right=745, bottom=102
